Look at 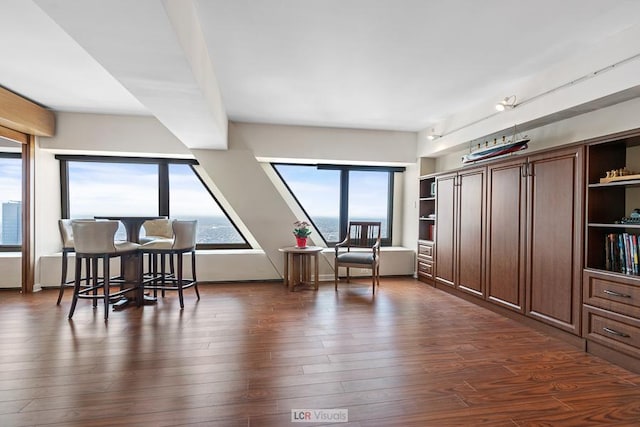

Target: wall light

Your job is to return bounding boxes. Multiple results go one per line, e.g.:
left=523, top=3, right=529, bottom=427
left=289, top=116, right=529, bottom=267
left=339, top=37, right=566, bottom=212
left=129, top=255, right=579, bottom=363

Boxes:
left=495, top=95, right=517, bottom=111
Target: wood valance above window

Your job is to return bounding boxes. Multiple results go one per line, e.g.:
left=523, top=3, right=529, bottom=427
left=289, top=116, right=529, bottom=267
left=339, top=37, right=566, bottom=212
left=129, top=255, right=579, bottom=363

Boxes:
left=0, top=86, right=55, bottom=137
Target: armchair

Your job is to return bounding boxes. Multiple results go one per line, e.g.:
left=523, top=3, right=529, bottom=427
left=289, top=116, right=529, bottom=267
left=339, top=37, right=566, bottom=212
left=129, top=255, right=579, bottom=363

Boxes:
left=334, top=221, right=381, bottom=294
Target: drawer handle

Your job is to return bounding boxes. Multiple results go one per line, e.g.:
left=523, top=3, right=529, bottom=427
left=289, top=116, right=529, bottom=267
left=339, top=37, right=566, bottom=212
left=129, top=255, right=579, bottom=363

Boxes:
left=603, top=289, right=632, bottom=298
left=603, top=327, right=630, bottom=338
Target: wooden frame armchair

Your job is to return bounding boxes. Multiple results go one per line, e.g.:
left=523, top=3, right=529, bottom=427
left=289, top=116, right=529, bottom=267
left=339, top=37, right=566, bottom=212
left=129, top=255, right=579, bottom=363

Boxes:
left=334, top=221, right=381, bottom=294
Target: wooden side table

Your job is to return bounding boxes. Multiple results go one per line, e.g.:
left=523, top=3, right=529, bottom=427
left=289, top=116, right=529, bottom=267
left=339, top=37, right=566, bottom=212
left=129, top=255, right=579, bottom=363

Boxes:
left=279, top=246, right=323, bottom=291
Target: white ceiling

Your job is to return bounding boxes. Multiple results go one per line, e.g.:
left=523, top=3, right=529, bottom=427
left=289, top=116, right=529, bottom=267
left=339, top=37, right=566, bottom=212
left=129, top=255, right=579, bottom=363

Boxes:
left=2, top=0, right=640, bottom=150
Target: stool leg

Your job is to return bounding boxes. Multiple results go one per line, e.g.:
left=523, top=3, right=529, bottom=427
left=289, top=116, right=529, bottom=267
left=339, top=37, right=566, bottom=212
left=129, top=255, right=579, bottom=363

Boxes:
left=192, top=250, right=199, bottom=300
left=137, top=252, right=144, bottom=307
left=177, top=253, right=184, bottom=309
left=92, top=257, right=99, bottom=308
left=68, top=256, right=82, bottom=319
left=153, top=253, right=159, bottom=298
left=103, top=255, right=110, bottom=321
left=160, top=254, right=166, bottom=298
left=56, top=251, right=68, bottom=305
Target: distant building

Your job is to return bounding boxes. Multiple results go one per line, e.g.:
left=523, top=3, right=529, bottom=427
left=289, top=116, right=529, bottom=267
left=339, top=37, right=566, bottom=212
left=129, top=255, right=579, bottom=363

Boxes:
left=2, top=201, right=22, bottom=245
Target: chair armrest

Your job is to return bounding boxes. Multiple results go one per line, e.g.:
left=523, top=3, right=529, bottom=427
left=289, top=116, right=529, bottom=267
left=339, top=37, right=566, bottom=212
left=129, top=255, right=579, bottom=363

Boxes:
left=372, top=239, right=381, bottom=258
left=335, top=236, right=350, bottom=255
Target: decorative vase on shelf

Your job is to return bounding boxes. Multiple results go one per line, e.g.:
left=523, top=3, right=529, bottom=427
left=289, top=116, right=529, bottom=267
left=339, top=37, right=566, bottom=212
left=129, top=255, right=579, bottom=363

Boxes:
left=295, top=236, right=307, bottom=248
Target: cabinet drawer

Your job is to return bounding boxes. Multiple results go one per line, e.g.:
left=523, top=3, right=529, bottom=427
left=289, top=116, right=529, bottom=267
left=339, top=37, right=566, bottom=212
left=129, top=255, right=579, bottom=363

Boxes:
left=418, top=243, right=433, bottom=260
left=583, top=305, right=640, bottom=358
left=583, top=270, right=640, bottom=317
left=418, top=260, right=433, bottom=279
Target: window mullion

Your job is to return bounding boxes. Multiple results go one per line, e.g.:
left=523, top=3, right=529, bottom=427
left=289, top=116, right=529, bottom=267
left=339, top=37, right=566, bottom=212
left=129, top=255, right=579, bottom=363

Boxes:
left=158, top=162, right=169, bottom=217
left=339, top=170, right=349, bottom=241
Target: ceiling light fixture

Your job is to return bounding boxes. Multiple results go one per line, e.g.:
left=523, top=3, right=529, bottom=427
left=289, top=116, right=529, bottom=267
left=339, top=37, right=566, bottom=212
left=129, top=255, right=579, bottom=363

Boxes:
left=427, top=129, right=440, bottom=140
left=495, top=95, right=517, bottom=111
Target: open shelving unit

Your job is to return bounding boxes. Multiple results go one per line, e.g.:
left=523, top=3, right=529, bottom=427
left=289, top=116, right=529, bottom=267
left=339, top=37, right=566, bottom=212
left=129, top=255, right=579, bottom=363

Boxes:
left=583, top=134, right=640, bottom=372
left=586, top=138, right=640, bottom=276
left=418, top=176, right=436, bottom=242
left=417, top=175, right=436, bottom=284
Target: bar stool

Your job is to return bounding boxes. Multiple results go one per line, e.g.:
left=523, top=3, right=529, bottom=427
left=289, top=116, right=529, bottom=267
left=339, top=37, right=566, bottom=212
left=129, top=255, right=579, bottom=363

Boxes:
left=68, top=220, right=141, bottom=320
left=140, top=220, right=199, bottom=309
left=56, top=219, right=93, bottom=305
left=140, top=218, right=174, bottom=283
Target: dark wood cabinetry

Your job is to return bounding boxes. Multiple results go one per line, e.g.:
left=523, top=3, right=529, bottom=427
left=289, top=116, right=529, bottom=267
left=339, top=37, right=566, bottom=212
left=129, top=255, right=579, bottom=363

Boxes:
left=583, top=134, right=640, bottom=372
left=434, top=167, right=485, bottom=297
left=525, top=147, right=584, bottom=335
left=430, top=145, right=583, bottom=334
left=486, top=158, right=526, bottom=312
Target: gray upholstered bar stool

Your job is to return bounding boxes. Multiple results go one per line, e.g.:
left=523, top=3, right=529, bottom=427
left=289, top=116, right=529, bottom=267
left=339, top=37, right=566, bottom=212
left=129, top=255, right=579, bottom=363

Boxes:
left=68, top=220, right=141, bottom=320
left=140, top=218, right=174, bottom=281
left=139, top=220, right=199, bottom=309
left=56, top=219, right=94, bottom=305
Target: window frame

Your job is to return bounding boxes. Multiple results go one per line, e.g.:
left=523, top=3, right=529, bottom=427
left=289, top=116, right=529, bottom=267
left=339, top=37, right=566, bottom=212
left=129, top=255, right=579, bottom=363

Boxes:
left=0, top=152, right=22, bottom=252
left=56, top=155, right=250, bottom=250
left=273, top=163, right=404, bottom=246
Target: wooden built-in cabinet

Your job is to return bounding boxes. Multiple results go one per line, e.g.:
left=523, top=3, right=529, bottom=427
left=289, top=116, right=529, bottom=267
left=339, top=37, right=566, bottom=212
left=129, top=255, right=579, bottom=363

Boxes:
left=583, top=134, right=640, bottom=372
left=417, top=175, right=436, bottom=284
left=486, top=158, right=526, bottom=312
left=525, top=147, right=584, bottom=335
left=434, top=167, right=485, bottom=297
left=428, top=145, right=584, bottom=334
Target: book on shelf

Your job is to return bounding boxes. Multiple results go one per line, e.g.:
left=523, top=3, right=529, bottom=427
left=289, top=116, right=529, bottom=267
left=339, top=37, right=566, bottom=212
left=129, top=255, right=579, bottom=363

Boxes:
left=605, top=232, right=640, bottom=275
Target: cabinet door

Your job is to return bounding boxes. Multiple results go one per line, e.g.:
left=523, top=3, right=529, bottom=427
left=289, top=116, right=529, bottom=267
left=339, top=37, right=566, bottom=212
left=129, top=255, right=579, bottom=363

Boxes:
left=457, top=167, right=485, bottom=297
left=435, top=173, right=456, bottom=287
left=526, top=146, right=583, bottom=334
left=486, top=159, right=526, bottom=312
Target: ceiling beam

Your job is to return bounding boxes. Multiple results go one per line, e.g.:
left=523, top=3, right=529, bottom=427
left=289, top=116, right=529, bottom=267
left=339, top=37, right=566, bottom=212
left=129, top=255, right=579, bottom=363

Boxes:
left=35, top=0, right=227, bottom=150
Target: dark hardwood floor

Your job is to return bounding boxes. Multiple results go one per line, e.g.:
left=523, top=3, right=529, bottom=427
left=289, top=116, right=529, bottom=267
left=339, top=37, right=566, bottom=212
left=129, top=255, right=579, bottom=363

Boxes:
left=1, top=277, right=639, bottom=426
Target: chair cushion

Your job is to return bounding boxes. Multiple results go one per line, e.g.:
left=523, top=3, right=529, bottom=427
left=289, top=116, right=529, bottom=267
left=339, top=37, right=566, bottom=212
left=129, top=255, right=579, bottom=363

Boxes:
left=337, top=252, right=374, bottom=265
left=143, top=219, right=173, bottom=239
left=140, top=238, right=174, bottom=251
left=115, top=241, right=140, bottom=253
left=139, top=235, right=171, bottom=244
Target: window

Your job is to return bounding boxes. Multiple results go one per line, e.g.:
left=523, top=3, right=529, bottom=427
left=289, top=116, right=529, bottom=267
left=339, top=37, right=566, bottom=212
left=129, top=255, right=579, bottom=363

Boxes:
left=168, top=164, right=245, bottom=245
left=0, top=153, right=22, bottom=249
left=273, top=164, right=402, bottom=245
left=58, top=156, right=249, bottom=249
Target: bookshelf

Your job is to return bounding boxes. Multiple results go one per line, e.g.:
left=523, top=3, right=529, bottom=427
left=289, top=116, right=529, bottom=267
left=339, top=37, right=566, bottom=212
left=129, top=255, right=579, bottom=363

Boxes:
left=583, top=134, right=640, bottom=372
left=417, top=175, right=436, bottom=283
left=585, top=138, right=640, bottom=275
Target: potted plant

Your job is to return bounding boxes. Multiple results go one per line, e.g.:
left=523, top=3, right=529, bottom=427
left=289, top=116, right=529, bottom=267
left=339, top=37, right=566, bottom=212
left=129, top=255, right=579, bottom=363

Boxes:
left=293, top=220, right=312, bottom=248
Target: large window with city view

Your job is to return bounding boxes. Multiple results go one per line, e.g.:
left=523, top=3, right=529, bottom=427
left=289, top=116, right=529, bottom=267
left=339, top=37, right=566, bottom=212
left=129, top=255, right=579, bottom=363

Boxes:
left=273, top=164, right=401, bottom=245
left=57, top=156, right=249, bottom=249
left=0, top=153, right=22, bottom=249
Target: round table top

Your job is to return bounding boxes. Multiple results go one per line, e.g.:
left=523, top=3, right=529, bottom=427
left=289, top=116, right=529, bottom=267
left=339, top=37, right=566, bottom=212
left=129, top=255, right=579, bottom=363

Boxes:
left=279, top=246, right=323, bottom=254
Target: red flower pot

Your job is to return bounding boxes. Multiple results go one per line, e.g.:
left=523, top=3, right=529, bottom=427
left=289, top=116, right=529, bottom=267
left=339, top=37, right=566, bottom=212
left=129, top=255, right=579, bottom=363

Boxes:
left=295, top=236, right=307, bottom=248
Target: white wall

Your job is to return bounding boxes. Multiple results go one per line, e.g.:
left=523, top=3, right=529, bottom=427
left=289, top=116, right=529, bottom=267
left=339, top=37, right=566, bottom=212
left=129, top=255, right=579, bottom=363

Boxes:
left=31, top=113, right=418, bottom=289
left=0, top=253, right=21, bottom=288
left=434, top=96, right=640, bottom=173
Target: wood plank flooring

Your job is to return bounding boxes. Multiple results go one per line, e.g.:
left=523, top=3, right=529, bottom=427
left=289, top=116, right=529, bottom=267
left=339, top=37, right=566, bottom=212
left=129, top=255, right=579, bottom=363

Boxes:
left=0, top=277, right=639, bottom=426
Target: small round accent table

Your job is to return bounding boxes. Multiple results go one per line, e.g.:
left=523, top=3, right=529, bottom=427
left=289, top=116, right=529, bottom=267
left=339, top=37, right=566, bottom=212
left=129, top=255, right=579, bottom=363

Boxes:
left=279, top=246, right=323, bottom=291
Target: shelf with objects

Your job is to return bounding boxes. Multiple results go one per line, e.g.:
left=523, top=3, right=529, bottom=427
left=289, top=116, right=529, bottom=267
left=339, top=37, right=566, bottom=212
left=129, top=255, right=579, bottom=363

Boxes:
left=584, top=132, right=640, bottom=373
left=417, top=175, right=436, bottom=284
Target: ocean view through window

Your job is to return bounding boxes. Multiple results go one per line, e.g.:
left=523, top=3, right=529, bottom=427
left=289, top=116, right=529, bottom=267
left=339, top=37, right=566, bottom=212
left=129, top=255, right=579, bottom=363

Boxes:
left=58, top=156, right=249, bottom=248
left=273, top=163, right=397, bottom=245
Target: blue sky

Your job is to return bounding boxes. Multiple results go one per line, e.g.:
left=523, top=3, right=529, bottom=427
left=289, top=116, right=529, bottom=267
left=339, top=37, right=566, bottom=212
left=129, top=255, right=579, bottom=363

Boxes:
left=68, top=162, right=224, bottom=217
left=275, top=165, right=389, bottom=218
left=0, top=158, right=22, bottom=224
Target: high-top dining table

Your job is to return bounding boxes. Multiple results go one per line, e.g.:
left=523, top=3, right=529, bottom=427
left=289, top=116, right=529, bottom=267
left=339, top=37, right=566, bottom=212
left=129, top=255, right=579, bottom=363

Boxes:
left=94, top=216, right=165, bottom=309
